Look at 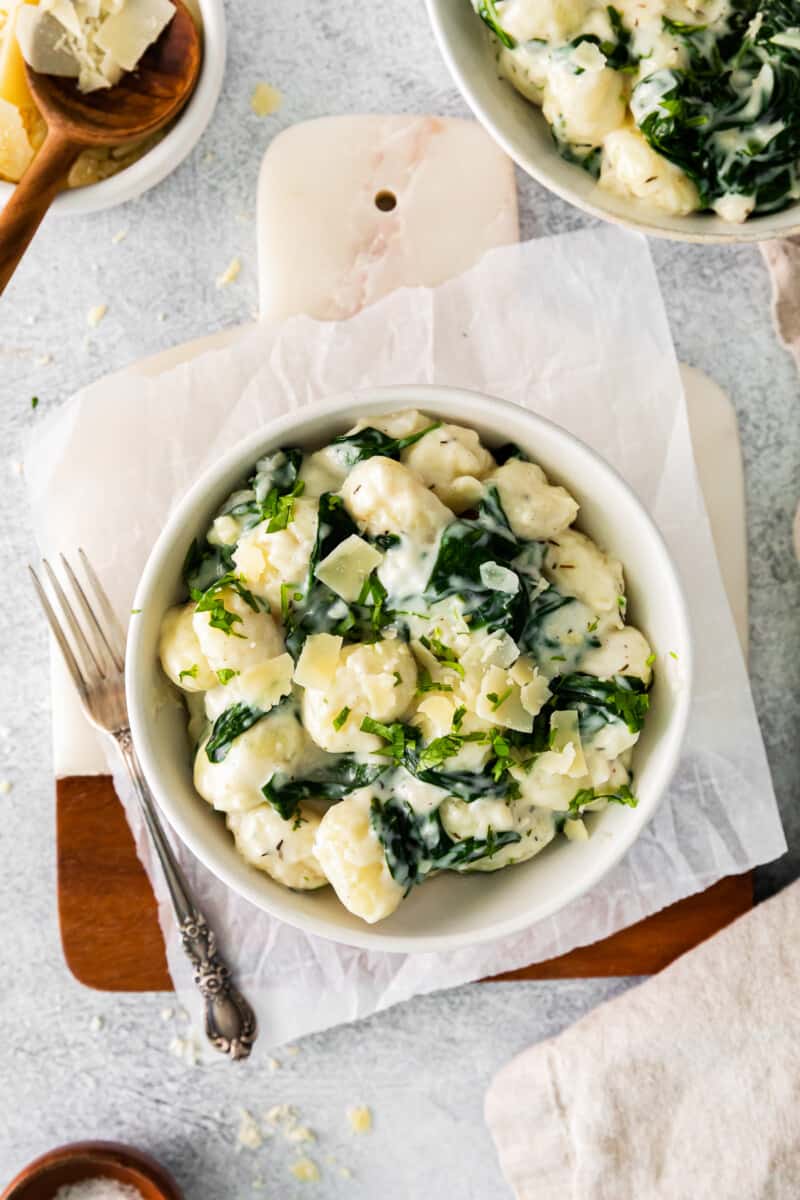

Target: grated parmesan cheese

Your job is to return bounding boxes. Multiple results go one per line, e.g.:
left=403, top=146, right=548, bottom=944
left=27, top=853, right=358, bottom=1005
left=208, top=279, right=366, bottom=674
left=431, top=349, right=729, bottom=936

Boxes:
left=347, top=1105, right=372, bottom=1134
left=250, top=81, right=282, bottom=117
left=289, top=1157, right=320, bottom=1183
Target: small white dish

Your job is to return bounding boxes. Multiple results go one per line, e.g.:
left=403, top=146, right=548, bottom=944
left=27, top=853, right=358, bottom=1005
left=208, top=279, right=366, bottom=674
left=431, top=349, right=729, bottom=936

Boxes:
left=425, top=0, right=800, bottom=244
left=127, top=385, right=692, bottom=953
left=0, top=0, right=225, bottom=216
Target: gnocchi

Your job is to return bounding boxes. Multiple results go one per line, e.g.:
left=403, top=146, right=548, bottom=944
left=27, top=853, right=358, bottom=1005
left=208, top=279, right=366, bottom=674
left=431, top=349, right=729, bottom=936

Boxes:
left=161, top=411, right=653, bottom=924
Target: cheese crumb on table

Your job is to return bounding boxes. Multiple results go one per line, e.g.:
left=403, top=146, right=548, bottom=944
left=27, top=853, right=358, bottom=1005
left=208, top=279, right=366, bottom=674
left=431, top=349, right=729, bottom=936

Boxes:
left=111, top=229, right=128, bottom=244
left=87, top=304, right=107, bottom=327
left=265, top=1103, right=315, bottom=1143
left=216, top=257, right=241, bottom=288
left=0, top=780, right=11, bottom=794
left=89, top=1015, right=104, bottom=1033
left=237, top=1108, right=263, bottom=1151
left=289, top=1158, right=320, bottom=1183
left=250, top=81, right=282, bottom=116
left=347, top=1105, right=372, bottom=1134
left=160, top=1006, right=174, bottom=1021
left=168, top=1030, right=200, bottom=1066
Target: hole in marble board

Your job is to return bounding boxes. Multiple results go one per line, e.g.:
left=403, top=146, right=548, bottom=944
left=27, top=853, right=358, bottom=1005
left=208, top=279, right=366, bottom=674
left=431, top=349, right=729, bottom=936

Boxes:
left=374, top=189, right=397, bottom=212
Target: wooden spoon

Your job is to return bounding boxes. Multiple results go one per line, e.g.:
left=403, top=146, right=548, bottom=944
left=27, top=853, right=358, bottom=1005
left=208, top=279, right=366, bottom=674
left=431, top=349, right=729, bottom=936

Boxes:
left=0, top=0, right=201, bottom=294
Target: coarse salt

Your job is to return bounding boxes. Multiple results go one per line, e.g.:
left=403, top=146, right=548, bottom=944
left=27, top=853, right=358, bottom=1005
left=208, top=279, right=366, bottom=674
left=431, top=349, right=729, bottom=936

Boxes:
left=54, top=1180, right=143, bottom=1200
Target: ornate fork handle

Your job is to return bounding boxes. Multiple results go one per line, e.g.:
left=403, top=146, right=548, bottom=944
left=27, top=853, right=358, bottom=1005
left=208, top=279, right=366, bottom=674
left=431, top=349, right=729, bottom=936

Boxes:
left=117, top=729, right=257, bottom=1060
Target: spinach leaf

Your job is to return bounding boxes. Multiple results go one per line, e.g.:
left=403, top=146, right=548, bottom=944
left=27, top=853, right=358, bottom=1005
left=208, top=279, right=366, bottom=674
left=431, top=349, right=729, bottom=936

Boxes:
left=370, top=796, right=521, bottom=891
left=423, top=486, right=526, bottom=635
left=205, top=702, right=266, bottom=763
left=329, top=421, right=441, bottom=468
left=284, top=493, right=392, bottom=656
left=517, top=585, right=577, bottom=657
left=222, top=447, right=305, bottom=532
left=262, top=760, right=388, bottom=820
left=182, top=537, right=235, bottom=597
left=633, top=0, right=800, bottom=215
left=549, top=672, right=650, bottom=735
left=473, top=0, right=516, bottom=49
left=567, top=783, right=639, bottom=815
left=362, top=720, right=520, bottom=803
left=192, top=572, right=264, bottom=637
left=493, top=443, right=528, bottom=465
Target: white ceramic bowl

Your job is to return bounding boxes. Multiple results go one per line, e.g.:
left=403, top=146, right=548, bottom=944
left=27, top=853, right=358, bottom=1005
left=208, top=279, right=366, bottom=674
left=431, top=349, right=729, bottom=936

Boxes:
left=127, top=386, right=693, bottom=953
left=0, top=0, right=225, bottom=216
left=425, top=0, right=800, bottom=244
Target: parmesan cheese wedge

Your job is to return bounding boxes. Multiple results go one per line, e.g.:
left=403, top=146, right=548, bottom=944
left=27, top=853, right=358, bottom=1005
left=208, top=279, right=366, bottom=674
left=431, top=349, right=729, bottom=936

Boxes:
left=0, top=94, right=32, bottom=180
left=314, top=534, right=383, bottom=603
left=475, top=664, right=533, bottom=733
left=537, top=709, right=587, bottom=778
left=95, top=0, right=176, bottom=71
left=564, top=816, right=589, bottom=841
left=550, top=709, right=587, bottom=778
left=0, top=0, right=37, bottom=109
left=294, top=633, right=342, bottom=690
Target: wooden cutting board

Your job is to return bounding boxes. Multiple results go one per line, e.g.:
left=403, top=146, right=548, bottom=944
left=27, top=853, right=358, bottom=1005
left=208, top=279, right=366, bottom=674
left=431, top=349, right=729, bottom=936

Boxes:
left=54, top=117, right=753, bottom=991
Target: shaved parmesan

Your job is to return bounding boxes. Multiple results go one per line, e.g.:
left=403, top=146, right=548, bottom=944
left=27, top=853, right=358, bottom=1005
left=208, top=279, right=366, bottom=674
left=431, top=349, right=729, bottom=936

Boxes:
left=511, top=657, right=551, bottom=717
left=551, top=710, right=587, bottom=777
left=475, top=665, right=533, bottom=733
left=95, top=0, right=175, bottom=70
left=314, top=534, right=383, bottom=603
left=17, top=0, right=175, bottom=93
left=294, top=633, right=342, bottom=691
left=480, top=561, right=519, bottom=594
left=564, top=817, right=589, bottom=841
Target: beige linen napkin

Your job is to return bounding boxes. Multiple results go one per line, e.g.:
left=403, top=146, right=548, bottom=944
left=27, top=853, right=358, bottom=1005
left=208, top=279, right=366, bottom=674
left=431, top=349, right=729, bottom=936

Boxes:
left=761, top=238, right=800, bottom=559
left=762, top=237, right=800, bottom=371
left=486, top=881, right=800, bottom=1200
left=767, top=241, right=800, bottom=564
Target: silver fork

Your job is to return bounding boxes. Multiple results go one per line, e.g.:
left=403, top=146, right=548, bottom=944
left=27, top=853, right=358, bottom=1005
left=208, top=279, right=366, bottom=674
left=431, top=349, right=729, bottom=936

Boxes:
left=30, top=549, right=257, bottom=1061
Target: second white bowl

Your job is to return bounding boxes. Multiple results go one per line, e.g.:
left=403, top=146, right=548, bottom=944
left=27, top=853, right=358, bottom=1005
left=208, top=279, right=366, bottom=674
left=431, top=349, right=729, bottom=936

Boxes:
left=127, top=385, right=692, bottom=953
left=425, top=0, right=800, bottom=244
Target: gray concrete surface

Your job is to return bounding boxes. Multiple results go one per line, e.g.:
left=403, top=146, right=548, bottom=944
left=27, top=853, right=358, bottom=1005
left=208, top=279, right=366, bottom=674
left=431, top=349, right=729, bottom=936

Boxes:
left=1, top=1, right=798, bottom=1195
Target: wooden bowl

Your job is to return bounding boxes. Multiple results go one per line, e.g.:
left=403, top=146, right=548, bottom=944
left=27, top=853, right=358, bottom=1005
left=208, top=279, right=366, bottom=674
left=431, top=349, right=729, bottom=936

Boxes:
left=1, top=1142, right=183, bottom=1200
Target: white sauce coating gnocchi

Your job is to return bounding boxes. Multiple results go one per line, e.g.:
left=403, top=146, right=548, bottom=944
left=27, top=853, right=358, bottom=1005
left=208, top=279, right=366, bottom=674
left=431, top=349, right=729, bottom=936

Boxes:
left=314, top=790, right=406, bottom=924
left=227, top=804, right=327, bottom=890
left=161, top=411, right=653, bottom=925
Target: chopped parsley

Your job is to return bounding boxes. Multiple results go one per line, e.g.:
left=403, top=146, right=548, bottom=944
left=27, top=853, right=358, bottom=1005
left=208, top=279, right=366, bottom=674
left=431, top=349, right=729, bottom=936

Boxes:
left=179, top=664, right=199, bottom=682
left=216, top=668, right=239, bottom=685
left=333, top=705, right=351, bottom=730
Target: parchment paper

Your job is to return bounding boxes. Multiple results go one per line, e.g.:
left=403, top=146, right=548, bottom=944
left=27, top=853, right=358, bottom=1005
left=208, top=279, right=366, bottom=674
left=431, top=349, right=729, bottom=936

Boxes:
left=26, top=227, right=785, bottom=1054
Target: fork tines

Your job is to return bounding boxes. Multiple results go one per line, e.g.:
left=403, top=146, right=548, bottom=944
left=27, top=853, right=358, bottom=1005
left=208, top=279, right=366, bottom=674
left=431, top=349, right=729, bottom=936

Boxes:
left=29, top=549, right=127, bottom=701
